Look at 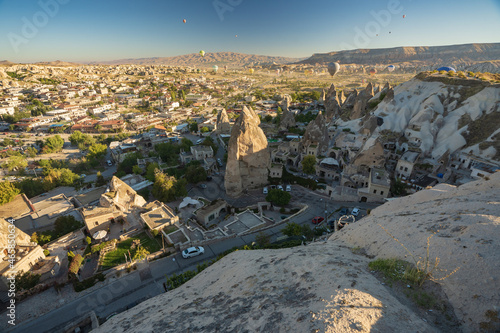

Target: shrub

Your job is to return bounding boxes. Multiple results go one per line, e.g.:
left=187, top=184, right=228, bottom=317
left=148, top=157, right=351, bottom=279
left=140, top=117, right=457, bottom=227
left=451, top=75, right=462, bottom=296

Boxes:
left=151, top=229, right=159, bottom=237
left=15, top=271, right=41, bottom=291
left=43, top=249, right=50, bottom=257
left=68, top=254, right=83, bottom=276
left=86, top=236, right=92, bottom=245
left=255, top=232, right=271, bottom=247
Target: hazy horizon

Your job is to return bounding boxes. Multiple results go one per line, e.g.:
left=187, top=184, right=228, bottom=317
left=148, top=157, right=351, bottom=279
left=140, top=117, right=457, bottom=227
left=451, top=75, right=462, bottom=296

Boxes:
left=1, top=0, right=499, bottom=63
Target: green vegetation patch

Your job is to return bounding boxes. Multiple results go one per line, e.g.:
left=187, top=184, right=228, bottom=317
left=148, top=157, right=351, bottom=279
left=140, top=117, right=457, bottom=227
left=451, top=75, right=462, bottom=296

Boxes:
left=368, top=258, right=425, bottom=286
left=101, top=232, right=161, bottom=270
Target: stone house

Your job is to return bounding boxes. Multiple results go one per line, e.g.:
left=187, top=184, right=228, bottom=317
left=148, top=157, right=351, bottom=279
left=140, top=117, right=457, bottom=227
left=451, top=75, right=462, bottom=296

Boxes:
left=396, top=151, right=420, bottom=179
left=140, top=201, right=179, bottom=232
left=195, top=199, right=228, bottom=226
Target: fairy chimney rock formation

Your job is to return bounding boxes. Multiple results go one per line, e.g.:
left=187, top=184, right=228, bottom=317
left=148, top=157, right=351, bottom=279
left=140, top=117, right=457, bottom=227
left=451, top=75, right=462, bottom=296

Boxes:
left=279, top=95, right=296, bottom=130
left=301, top=111, right=330, bottom=155
left=216, top=109, right=231, bottom=134
left=225, top=106, right=270, bottom=197
left=324, top=84, right=341, bottom=121
left=351, top=83, right=374, bottom=120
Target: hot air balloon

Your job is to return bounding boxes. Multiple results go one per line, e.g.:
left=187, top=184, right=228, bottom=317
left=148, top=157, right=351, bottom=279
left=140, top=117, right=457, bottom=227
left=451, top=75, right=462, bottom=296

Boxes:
left=199, top=50, right=205, bottom=57
left=183, top=19, right=186, bottom=23
left=437, top=66, right=456, bottom=72
left=248, top=68, right=254, bottom=74
left=235, top=35, right=238, bottom=38
left=387, top=65, right=395, bottom=72
left=327, top=62, right=340, bottom=76
left=403, top=15, right=406, bottom=18
left=224, top=65, right=228, bottom=71
left=276, top=69, right=280, bottom=76
left=213, top=65, right=218, bottom=73
left=369, top=68, right=377, bottom=76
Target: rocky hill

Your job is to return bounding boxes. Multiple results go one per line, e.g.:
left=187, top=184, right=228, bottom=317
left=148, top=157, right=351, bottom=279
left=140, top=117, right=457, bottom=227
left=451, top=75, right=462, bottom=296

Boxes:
left=298, top=43, right=500, bottom=72
left=89, top=52, right=301, bottom=68
left=336, top=72, right=500, bottom=162
left=94, top=173, right=500, bottom=333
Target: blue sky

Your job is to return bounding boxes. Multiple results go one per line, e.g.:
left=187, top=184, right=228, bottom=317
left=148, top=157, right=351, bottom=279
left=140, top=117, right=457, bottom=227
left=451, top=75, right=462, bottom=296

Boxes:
left=0, top=0, right=499, bottom=62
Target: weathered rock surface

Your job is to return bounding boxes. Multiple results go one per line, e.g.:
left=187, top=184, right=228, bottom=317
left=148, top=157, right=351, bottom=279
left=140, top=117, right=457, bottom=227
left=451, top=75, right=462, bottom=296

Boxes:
left=224, top=106, right=270, bottom=197
left=350, top=83, right=374, bottom=120
left=279, top=95, right=296, bottom=130
left=216, top=108, right=231, bottom=134
left=301, top=111, right=330, bottom=154
left=94, top=244, right=437, bottom=333
left=332, top=173, right=500, bottom=333
left=324, top=84, right=341, bottom=121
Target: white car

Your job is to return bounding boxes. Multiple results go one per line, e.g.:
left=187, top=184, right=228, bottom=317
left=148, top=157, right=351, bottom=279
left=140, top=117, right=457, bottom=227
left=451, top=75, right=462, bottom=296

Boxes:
left=263, top=187, right=268, bottom=194
left=106, top=160, right=113, bottom=167
left=196, top=139, right=203, bottom=145
left=277, top=185, right=284, bottom=191
left=285, top=185, right=291, bottom=192
left=182, top=246, right=205, bottom=259
left=351, top=207, right=360, bottom=217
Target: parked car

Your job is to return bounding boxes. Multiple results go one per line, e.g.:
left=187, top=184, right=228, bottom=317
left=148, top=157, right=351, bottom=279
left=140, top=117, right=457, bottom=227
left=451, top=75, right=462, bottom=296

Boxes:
left=217, top=158, right=223, bottom=167
left=339, top=207, right=349, bottom=216
left=199, top=184, right=207, bottom=189
left=277, top=185, right=283, bottom=191
left=285, top=184, right=291, bottom=192
left=263, top=187, right=268, bottom=194
left=106, top=160, right=113, bottom=167
left=206, top=176, right=213, bottom=181
left=312, top=216, right=324, bottom=224
left=196, top=139, right=203, bottom=145
left=182, top=246, right=205, bottom=259
left=270, top=185, right=276, bottom=190
left=351, top=207, right=360, bottom=217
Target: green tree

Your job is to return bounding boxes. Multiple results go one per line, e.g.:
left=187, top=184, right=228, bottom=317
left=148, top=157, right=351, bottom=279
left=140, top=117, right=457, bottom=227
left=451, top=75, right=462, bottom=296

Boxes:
left=201, top=137, right=218, bottom=155
left=255, top=232, right=271, bottom=247
left=180, top=137, right=193, bottom=152
left=152, top=169, right=186, bottom=202
left=31, top=232, right=38, bottom=244
left=69, top=131, right=86, bottom=146
left=391, top=178, right=408, bottom=196
left=41, top=135, right=64, bottom=154
left=265, top=189, right=291, bottom=206
left=87, top=143, right=107, bottom=161
left=132, top=165, right=142, bottom=174
left=95, top=171, right=106, bottom=186
left=68, top=254, right=83, bottom=277
left=185, top=165, right=207, bottom=183
left=301, top=155, right=317, bottom=174
left=15, top=178, right=45, bottom=198
left=145, top=162, right=159, bottom=181
left=2, top=155, right=28, bottom=172
left=200, top=126, right=209, bottom=133
left=86, top=236, right=92, bottom=245
left=133, top=245, right=150, bottom=261
left=189, top=122, right=198, bottom=133
left=44, top=168, right=80, bottom=187
left=281, top=222, right=303, bottom=237
left=25, top=146, right=38, bottom=158
left=0, top=181, right=21, bottom=204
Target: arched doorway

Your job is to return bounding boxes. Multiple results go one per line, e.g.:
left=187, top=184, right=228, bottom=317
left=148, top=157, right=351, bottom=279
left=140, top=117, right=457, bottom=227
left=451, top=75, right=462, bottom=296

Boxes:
left=360, top=197, right=367, bottom=202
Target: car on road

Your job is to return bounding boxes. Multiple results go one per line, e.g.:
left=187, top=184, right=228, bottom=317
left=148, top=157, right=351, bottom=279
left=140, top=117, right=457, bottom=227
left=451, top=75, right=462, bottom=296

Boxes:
left=285, top=184, right=291, bottom=192
left=277, top=185, right=283, bottom=191
left=106, top=160, right=113, bottom=167
left=196, top=139, right=203, bottom=145
left=217, top=158, right=223, bottom=167
left=206, top=176, right=213, bottom=181
left=199, top=184, right=207, bottom=189
left=263, top=187, right=268, bottom=194
left=80, top=174, right=87, bottom=178
left=312, top=216, right=324, bottom=224
left=182, top=246, right=205, bottom=258
left=339, top=207, right=349, bottom=216
left=351, top=207, right=360, bottom=217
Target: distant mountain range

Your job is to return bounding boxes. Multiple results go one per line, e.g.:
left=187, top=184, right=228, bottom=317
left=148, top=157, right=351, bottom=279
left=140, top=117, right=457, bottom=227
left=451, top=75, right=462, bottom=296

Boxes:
left=297, top=43, right=500, bottom=66
left=88, top=52, right=302, bottom=68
